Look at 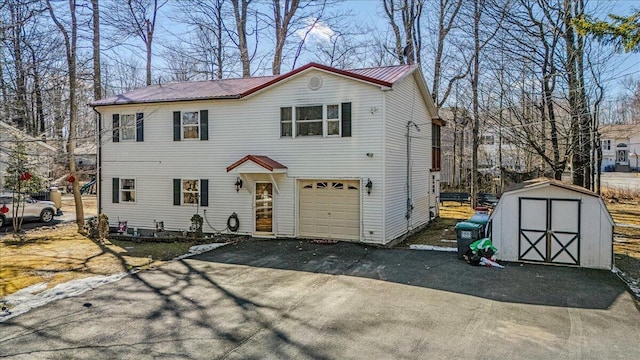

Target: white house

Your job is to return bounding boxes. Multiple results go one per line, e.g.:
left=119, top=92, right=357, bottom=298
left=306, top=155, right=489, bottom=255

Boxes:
left=600, top=124, right=640, bottom=172
left=90, top=63, right=443, bottom=245
left=0, top=121, right=56, bottom=191
left=488, top=178, right=613, bottom=269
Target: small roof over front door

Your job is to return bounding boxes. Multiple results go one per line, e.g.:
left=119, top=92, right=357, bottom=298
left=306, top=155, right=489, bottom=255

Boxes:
left=226, top=155, right=288, bottom=174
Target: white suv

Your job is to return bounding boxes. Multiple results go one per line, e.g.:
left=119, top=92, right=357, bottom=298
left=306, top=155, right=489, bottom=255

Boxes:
left=0, top=193, right=59, bottom=227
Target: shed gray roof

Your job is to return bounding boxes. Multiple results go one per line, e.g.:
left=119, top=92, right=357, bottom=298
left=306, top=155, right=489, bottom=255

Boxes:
left=503, top=177, right=598, bottom=197
left=91, top=63, right=419, bottom=107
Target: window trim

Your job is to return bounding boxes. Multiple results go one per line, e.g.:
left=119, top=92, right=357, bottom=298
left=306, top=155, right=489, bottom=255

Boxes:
left=281, top=104, right=342, bottom=138
left=181, top=111, right=200, bottom=140
left=119, top=114, right=137, bottom=141
left=182, top=178, right=200, bottom=205
left=120, top=178, right=136, bottom=203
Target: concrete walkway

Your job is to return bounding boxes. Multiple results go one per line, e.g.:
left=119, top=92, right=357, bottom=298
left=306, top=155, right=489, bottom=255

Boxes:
left=1, top=240, right=638, bottom=359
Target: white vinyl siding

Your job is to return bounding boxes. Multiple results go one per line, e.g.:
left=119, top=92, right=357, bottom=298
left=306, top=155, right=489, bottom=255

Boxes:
left=99, top=70, right=390, bottom=243
left=384, top=75, right=432, bottom=241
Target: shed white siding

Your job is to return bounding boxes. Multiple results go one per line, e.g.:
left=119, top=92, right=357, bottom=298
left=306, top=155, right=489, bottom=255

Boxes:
left=384, top=74, right=432, bottom=241
left=489, top=184, right=613, bottom=269
left=99, top=69, right=388, bottom=242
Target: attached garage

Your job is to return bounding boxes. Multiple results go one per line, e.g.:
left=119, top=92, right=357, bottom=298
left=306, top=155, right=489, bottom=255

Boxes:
left=299, top=180, right=360, bottom=241
left=489, top=178, right=613, bottom=269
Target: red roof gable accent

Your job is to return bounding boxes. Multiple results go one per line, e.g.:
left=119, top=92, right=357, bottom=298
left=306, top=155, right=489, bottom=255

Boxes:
left=240, top=62, right=402, bottom=98
left=226, top=155, right=288, bottom=172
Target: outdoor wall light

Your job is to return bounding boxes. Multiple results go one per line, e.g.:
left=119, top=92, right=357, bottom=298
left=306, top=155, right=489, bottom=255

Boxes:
left=235, top=177, right=243, bottom=192
left=366, top=178, right=373, bottom=195
left=366, top=152, right=374, bottom=158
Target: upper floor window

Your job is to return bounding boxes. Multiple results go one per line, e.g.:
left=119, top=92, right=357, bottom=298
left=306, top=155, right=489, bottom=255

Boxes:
left=602, top=139, right=611, bottom=150
left=296, top=105, right=324, bottom=136
left=182, top=112, right=200, bottom=139
left=281, top=103, right=351, bottom=138
left=173, top=110, right=209, bottom=141
left=281, top=107, right=292, bottom=137
left=120, top=114, right=136, bottom=141
left=112, top=113, right=143, bottom=142
left=432, top=123, right=442, bottom=171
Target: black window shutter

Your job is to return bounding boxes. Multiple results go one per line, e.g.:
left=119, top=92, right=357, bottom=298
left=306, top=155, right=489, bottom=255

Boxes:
left=200, top=110, right=208, bottom=140
left=112, top=114, right=120, bottom=142
left=112, top=178, right=120, bottom=203
left=173, top=179, right=181, bottom=205
left=341, top=102, right=352, bottom=137
left=136, top=113, right=144, bottom=142
left=173, top=112, right=181, bottom=141
left=200, top=179, right=209, bottom=207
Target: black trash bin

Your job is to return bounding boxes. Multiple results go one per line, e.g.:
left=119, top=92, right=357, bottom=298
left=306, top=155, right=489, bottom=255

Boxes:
left=455, top=221, right=483, bottom=259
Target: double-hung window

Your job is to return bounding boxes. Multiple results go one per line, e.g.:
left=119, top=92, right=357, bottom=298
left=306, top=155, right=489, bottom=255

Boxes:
left=281, top=103, right=347, bottom=137
left=182, top=112, right=200, bottom=139
left=173, top=179, right=208, bottom=206
left=120, top=114, right=136, bottom=141
left=182, top=179, right=199, bottom=205
left=112, top=113, right=143, bottom=142
left=112, top=177, right=135, bottom=203
left=121, top=179, right=136, bottom=202
left=296, top=105, right=323, bottom=136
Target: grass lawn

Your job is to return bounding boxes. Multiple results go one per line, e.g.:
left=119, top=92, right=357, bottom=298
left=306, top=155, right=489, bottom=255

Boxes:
left=0, top=223, right=198, bottom=298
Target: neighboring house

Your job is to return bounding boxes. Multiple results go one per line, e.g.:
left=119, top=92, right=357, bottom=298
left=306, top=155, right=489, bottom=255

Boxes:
left=0, top=121, right=56, bottom=191
left=599, top=124, right=640, bottom=172
left=74, top=143, right=97, bottom=169
left=90, top=63, right=443, bottom=245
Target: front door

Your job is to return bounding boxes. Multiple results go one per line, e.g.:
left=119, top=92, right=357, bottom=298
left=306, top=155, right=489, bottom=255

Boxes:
left=518, top=197, right=580, bottom=265
left=255, top=182, right=273, bottom=233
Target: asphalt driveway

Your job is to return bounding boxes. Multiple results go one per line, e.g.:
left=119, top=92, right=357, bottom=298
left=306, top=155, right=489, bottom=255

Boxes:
left=1, top=240, right=638, bottom=359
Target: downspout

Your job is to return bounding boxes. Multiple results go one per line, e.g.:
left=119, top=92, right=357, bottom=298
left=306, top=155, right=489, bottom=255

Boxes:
left=92, top=106, right=102, bottom=215
left=382, top=91, right=387, bottom=243
left=406, top=121, right=420, bottom=231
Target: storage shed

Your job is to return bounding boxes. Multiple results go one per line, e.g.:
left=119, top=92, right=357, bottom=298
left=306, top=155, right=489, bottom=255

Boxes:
left=489, top=178, right=613, bottom=269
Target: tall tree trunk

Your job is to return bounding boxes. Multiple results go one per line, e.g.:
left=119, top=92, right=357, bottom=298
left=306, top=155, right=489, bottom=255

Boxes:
left=47, top=0, right=85, bottom=231
left=383, top=0, right=406, bottom=64
left=9, top=2, right=28, bottom=131
left=272, top=0, right=300, bottom=75
left=231, top=0, right=251, bottom=77
left=92, top=0, right=102, bottom=100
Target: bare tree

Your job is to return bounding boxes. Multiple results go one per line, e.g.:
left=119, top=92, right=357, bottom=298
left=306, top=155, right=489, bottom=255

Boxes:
left=92, top=0, right=101, bottom=100
left=104, top=0, right=166, bottom=86
left=382, top=0, right=424, bottom=65
left=46, top=0, right=84, bottom=231
left=230, top=0, right=253, bottom=77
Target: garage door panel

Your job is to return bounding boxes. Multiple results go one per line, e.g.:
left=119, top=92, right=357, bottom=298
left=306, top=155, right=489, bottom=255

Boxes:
left=299, top=179, right=360, bottom=241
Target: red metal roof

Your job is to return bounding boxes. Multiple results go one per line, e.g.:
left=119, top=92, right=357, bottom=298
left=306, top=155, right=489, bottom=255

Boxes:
left=91, top=63, right=418, bottom=106
left=226, top=155, right=288, bottom=172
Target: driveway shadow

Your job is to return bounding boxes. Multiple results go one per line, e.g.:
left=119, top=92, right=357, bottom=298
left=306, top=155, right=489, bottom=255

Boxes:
left=193, top=239, right=628, bottom=310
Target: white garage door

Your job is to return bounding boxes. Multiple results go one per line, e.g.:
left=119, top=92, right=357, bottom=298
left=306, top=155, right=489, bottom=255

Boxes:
left=299, top=180, right=360, bottom=241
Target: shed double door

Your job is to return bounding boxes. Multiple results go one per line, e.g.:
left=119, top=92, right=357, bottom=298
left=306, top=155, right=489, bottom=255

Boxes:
left=518, top=198, right=580, bottom=265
